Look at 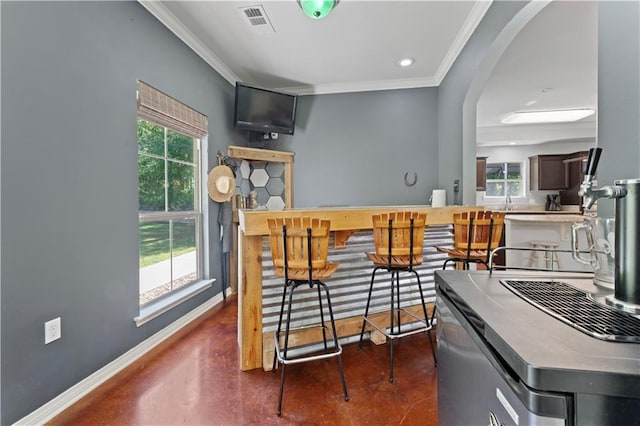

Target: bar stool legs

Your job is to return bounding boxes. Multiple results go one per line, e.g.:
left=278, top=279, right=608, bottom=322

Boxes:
left=273, top=279, right=349, bottom=416
left=358, top=266, right=437, bottom=383
left=527, top=240, right=561, bottom=270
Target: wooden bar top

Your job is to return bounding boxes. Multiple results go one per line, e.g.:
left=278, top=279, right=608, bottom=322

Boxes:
left=239, top=205, right=482, bottom=236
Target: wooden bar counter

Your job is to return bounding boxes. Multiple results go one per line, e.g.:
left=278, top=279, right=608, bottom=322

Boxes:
left=237, top=205, right=481, bottom=371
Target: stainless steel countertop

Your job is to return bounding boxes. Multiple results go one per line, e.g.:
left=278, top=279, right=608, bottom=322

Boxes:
left=435, top=270, right=640, bottom=398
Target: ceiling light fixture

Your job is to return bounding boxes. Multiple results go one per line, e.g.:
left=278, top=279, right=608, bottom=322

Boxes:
left=298, top=0, right=339, bottom=19
left=397, top=57, right=414, bottom=67
left=501, top=108, right=595, bottom=124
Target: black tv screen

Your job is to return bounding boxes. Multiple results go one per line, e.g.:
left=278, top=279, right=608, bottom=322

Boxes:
left=234, top=82, right=297, bottom=135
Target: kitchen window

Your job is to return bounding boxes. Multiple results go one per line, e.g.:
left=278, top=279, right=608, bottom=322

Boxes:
left=485, top=162, right=523, bottom=197
left=136, top=81, right=210, bottom=317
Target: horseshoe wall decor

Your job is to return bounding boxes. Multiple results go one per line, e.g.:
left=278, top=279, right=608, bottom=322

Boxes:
left=404, top=172, right=417, bottom=186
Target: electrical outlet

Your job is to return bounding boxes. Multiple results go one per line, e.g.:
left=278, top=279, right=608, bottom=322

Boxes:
left=44, top=317, right=61, bottom=344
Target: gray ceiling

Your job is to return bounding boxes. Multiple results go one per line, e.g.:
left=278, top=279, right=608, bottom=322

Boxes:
left=140, top=0, right=597, bottom=146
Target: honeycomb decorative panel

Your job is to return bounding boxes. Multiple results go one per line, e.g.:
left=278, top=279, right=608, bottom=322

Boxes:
left=240, top=180, right=251, bottom=196
left=229, top=154, right=287, bottom=210
left=266, top=162, right=284, bottom=178
left=266, top=196, right=286, bottom=211
left=240, top=160, right=251, bottom=179
left=265, top=178, right=284, bottom=197
left=250, top=168, right=269, bottom=187
left=255, top=187, right=269, bottom=206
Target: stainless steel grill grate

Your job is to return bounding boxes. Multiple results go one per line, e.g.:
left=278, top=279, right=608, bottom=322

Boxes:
left=501, top=279, right=640, bottom=342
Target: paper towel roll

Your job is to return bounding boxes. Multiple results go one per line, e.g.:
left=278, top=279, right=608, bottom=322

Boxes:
left=431, top=189, right=446, bottom=207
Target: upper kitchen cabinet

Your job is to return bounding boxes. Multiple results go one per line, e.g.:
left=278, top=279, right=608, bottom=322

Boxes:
left=560, top=151, right=589, bottom=205
left=529, top=154, right=568, bottom=191
left=476, top=157, right=487, bottom=191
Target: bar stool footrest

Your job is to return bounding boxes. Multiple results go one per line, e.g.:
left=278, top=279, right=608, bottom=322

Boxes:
left=362, top=308, right=432, bottom=340
left=274, top=326, right=343, bottom=366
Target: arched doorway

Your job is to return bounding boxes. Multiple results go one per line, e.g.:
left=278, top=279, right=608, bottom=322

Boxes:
left=461, top=1, right=552, bottom=205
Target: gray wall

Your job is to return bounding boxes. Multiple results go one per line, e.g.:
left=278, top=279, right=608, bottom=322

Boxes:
left=596, top=1, right=640, bottom=217
left=266, top=89, right=440, bottom=207
left=0, top=1, right=243, bottom=423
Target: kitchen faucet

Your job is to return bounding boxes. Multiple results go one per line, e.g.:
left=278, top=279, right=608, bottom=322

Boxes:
left=504, top=194, right=513, bottom=211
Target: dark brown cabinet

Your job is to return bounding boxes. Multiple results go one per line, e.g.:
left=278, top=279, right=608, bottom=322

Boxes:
left=476, top=157, right=487, bottom=191
left=559, top=151, right=588, bottom=205
left=529, top=154, right=568, bottom=191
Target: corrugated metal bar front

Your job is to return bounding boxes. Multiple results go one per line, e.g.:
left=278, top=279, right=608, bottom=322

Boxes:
left=262, top=225, right=453, bottom=334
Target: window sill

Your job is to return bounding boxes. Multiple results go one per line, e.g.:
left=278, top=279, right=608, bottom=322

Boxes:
left=134, top=279, right=214, bottom=327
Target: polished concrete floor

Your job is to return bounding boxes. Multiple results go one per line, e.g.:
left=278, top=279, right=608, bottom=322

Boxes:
left=49, top=294, right=438, bottom=425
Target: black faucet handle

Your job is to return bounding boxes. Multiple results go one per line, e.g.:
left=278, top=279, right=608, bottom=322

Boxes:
left=585, top=147, right=602, bottom=177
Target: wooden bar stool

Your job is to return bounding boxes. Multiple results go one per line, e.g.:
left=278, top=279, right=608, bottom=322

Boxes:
left=267, top=217, right=348, bottom=416
left=432, top=211, right=505, bottom=324
left=357, top=211, right=437, bottom=383
left=528, top=240, right=561, bottom=270
left=435, top=210, right=505, bottom=270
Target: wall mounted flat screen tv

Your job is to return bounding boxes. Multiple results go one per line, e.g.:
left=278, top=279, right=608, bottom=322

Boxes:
left=234, top=82, right=297, bottom=135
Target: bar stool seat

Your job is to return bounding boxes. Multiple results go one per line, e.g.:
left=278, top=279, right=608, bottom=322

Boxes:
left=435, top=210, right=505, bottom=270
left=366, top=253, right=423, bottom=268
left=431, top=211, right=504, bottom=325
left=267, top=217, right=348, bottom=416
left=358, top=211, right=437, bottom=383
left=528, top=240, right=561, bottom=270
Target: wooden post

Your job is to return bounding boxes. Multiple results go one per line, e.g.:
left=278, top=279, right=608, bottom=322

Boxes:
left=240, top=232, right=264, bottom=371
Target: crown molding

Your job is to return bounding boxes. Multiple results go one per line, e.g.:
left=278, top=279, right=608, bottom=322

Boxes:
left=434, top=0, right=493, bottom=85
left=284, top=76, right=439, bottom=96
left=138, top=1, right=238, bottom=86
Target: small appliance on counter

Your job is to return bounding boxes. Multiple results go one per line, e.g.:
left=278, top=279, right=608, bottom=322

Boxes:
left=429, top=189, right=446, bottom=207
left=545, top=193, right=561, bottom=211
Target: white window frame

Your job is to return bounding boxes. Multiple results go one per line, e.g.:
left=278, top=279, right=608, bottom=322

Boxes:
left=134, top=124, right=212, bottom=327
left=485, top=161, right=525, bottom=198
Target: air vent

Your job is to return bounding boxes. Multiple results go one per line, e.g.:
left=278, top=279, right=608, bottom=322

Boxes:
left=238, top=5, right=275, bottom=34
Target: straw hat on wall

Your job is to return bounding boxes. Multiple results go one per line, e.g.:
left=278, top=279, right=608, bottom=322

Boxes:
left=207, top=165, right=236, bottom=202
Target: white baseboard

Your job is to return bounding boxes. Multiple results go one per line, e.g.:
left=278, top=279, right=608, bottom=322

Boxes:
left=14, top=293, right=225, bottom=426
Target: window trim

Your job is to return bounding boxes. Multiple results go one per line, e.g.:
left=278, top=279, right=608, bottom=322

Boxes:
left=134, top=279, right=214, bottom=327
left=485, top=161, right=524, bottom=198
left=136, top=128, right=210, bottom=323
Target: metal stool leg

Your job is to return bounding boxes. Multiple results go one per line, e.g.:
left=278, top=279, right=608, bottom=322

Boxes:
left=389, top=270, right=396, bottom=383
left=273, top=280, right=290, bottom=371
left=358, top=267, right=381, bottom=349
left=318, top=281, right=349, bottom=402
left=276, top=282, right=297, bottom=416
left=413, top=270, right=437, bottom=366
left=316, top=282, right=328, bottom=350
left=276, top=363, right=286, bottom=416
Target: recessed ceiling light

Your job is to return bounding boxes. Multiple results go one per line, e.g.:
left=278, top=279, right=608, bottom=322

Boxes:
left=509, top=142, right=516, bottom=145
left=397, top=57, right=414, bottom=67
left=501, top=108, right=595, bottom=124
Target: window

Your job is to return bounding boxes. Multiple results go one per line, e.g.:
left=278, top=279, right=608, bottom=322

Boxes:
left=136, top=81, right=208, bottom=307
left=485, top=162, right=523, bottom=197
left=138, top=121, right=201, bottom=305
